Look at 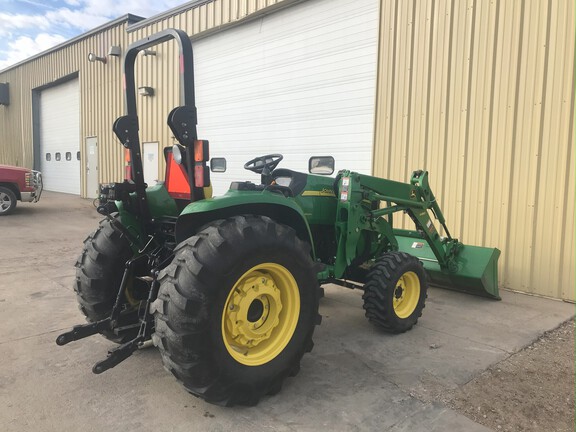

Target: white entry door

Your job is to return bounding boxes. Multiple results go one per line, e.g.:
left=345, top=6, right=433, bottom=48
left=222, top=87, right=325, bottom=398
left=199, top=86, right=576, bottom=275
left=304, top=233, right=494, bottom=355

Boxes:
left=143, top=142, right=159, bottom=186
left=85, top=137, right=98, bottom=198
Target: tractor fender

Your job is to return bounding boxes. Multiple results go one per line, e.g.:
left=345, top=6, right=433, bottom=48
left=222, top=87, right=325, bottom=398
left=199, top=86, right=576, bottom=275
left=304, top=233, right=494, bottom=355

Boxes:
left=110, top=184, right=180, bottom=252
left=175, top=193, right=316, bottom=259
left=112, top=201, right=146, bottom=253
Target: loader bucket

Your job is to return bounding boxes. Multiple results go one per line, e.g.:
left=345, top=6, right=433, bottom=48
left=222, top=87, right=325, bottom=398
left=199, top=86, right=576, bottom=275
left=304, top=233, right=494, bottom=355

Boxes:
left=396, top=236, right=501, bottom=299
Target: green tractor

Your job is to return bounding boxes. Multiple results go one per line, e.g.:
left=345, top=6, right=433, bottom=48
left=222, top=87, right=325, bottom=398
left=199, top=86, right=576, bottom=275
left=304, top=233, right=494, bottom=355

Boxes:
left=57, top=29, right=500, bottom=406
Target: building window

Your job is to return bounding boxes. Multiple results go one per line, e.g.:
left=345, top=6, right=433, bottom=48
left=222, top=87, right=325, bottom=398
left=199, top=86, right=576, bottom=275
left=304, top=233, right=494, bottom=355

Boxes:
left=45, top=153, right=51, bottom=161
left=77, top=151, right=81, bottom=161
left=55, top=152, right=61, bottom=161
left=66, top=152, right=72, bottom=161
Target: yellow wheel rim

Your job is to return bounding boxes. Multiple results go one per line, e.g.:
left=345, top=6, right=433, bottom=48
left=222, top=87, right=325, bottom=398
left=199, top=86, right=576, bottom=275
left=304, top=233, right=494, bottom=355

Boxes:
left=392, top=271, right=420, bottom=319
left=222, top=263, right=300, bottom=366
left=124, top=281, right=139, bottom=306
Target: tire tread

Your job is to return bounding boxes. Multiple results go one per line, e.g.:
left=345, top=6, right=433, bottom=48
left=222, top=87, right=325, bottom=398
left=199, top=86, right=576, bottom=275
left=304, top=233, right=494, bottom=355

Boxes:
left=74, top=217, right=137, bottom=343
left=154, top=215, right=321, bottom=406
left=362, top=252, right=428, bottom=333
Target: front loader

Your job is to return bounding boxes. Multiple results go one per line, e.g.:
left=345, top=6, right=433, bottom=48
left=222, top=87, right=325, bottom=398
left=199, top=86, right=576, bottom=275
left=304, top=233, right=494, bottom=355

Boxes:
left=57, top=29, right=500, bottom=406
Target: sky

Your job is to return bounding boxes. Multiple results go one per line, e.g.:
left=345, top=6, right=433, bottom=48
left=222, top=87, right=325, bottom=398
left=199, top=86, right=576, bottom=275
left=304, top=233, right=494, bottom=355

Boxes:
left=0, top=0, right=188, bottom=70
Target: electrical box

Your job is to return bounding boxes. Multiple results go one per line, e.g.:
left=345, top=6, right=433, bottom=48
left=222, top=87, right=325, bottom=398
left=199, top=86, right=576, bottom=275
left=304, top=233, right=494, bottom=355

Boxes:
left=0, top=83, right=9, bottom=106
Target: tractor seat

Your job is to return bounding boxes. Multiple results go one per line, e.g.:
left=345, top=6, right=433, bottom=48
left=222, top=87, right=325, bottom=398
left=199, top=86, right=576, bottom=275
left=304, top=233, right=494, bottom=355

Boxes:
left=229, top=169, right=308, bottom=198
left=271, top=169, right=308, bottom=196
left=229, top=181, right=265, bottom=192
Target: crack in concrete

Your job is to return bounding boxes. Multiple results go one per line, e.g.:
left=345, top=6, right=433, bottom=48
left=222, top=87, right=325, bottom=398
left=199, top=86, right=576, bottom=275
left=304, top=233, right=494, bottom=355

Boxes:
left=342, top=348, right=413, bottom=399
left=0, top=326, right=71, bottom=346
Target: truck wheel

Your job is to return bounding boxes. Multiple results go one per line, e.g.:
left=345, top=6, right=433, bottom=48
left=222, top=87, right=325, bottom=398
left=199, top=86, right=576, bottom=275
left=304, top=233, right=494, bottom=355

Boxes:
left=74, top=217, right=139, bottom=343
left=362, top=252, right=427, bottom=333
left=153, top=215, right=321, bottom=406
left=0, top=186, right=17, bottom=215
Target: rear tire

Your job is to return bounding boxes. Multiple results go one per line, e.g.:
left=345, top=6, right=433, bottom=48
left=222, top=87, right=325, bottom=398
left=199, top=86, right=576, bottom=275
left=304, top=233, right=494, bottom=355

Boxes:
left=0, top=186, right=17, bottom=216
left=152, top=215, right=321, bottom=406
left=74, top=217, right=139, bottom=343
left=362, top=252, right=427, bottom=333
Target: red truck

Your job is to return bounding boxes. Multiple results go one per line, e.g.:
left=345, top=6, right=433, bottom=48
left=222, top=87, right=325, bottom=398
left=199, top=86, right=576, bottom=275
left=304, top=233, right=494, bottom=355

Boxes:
left=0, top=165, right=43, bottom=215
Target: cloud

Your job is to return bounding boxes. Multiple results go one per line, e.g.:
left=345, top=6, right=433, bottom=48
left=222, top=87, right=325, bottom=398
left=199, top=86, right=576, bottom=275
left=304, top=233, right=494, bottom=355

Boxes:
left=0, top=33, right=67, bottom=70
left=0, top=13, right=51, bottom=37
left=0, top=0, right=189, bottom=70
left=19, top=0, right=58, bottom=9
left=46, top=8, right=110, bottom=31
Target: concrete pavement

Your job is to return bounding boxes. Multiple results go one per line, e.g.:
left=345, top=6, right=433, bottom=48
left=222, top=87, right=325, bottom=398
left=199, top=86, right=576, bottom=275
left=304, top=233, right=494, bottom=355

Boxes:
left=0, top=191, right=573, bottom=431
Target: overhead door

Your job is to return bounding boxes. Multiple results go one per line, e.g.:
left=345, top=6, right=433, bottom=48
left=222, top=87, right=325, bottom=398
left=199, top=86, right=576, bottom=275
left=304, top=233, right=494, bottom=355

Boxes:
left=194, top=0, right=379, bottom=194
left=40, top=79, right=80, bottom=194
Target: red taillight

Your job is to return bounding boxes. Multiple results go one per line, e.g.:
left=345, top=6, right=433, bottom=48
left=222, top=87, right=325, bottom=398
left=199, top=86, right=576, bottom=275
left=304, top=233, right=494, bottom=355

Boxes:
left=193, top=140, right=210, bottom=188
left=124, top=149, right=132, bottom=181
left=195, top=165, right=208, bottom=187
left=194, top=140, right=209, bottom=162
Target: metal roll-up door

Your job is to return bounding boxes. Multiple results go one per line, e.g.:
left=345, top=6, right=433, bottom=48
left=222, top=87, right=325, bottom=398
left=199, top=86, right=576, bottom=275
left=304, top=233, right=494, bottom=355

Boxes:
left=194, top=0, right=379, bottom=194
left=40, top=79, right=80, bottom=194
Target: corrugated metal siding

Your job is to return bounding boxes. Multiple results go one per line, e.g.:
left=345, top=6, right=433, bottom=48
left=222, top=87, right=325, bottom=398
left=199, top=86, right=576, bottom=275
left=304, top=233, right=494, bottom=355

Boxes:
left=373, top=0, right=575, bottom=300
left=79, top=24, right=128, bottom=192
left=0, top=69, right=25, bottom=166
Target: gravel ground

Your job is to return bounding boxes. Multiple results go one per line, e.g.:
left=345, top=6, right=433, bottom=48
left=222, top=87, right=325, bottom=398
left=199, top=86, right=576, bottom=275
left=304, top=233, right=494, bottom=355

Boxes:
left=449, top=318, right=575, bottom=432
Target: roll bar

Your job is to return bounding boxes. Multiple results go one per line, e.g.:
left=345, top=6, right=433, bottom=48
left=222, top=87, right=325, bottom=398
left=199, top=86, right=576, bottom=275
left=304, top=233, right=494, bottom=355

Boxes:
left=113, top=29, right=198, bottom=190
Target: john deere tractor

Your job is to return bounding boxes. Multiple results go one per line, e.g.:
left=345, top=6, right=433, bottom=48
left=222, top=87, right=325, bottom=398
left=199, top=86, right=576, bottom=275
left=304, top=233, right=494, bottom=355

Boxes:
left=57, top=29, right=500, bottom=406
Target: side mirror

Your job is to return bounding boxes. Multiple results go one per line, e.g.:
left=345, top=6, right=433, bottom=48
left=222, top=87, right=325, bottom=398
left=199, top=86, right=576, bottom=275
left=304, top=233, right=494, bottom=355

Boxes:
left=308, top=156, right=335, bottom=175
left=210, top=157, right=227, bottom=173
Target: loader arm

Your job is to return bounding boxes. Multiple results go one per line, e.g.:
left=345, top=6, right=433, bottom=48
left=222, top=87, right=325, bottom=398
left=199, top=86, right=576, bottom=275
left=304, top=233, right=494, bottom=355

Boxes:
left=332, top=170, right=500, bottom=299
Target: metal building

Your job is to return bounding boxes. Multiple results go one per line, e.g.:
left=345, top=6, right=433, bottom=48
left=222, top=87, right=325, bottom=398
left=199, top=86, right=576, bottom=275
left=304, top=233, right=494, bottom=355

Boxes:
left=0, top=15, right=138, bottom=196
left=0, top=0, right=573, bottom=300
left=373, top=0, right=575, bottom=300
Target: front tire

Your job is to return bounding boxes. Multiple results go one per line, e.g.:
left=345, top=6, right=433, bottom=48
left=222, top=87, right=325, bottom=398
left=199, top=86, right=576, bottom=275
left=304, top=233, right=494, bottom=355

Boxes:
left=152, top=215, right=321, bottom=406
left=362, top=252, right=428, bottom=333
left=0, top=186, right=17, bottom=215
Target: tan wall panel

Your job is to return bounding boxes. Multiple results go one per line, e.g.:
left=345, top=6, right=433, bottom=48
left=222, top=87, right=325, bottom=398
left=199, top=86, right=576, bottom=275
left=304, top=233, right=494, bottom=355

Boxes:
left=373, top=0, right=575, bottom=299
left=0, top=70, right=24, bottom=166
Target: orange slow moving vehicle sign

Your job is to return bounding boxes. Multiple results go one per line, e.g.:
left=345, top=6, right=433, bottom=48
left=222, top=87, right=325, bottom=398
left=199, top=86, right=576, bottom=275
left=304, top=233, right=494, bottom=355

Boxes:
left=165, top=150, right=191, bottom=200
left=165, top=141, right=211, bottom=201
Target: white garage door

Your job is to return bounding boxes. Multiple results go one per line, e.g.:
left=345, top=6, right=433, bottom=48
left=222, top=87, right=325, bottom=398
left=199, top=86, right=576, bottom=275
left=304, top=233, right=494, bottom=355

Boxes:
left=194, top=0, right=379, bottom=194
left=40, top=79, right=80, bottom=194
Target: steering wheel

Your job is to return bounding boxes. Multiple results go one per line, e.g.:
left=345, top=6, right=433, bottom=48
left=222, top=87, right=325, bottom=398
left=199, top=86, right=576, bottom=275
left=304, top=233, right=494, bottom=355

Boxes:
left=244, top=154, right=283, bottom=174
